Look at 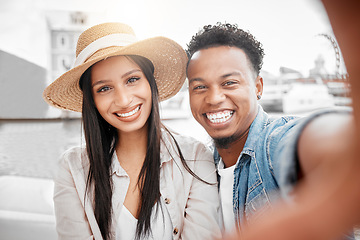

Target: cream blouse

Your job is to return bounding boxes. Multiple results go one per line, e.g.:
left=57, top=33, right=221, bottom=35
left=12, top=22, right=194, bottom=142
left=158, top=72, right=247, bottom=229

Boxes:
left=53, top=130, right=221, bottom=240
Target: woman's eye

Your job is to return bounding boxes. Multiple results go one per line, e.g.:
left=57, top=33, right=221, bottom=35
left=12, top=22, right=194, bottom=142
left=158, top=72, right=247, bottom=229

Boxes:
left=97, top=86, right=110, bottom=93
left=127, top=77, right=140, bottom=84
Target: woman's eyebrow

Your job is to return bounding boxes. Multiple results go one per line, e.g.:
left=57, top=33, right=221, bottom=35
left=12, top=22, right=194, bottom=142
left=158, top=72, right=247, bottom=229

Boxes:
left=92, top=79, right=111, bottom=88
left=92, top=69, right=142, bottom=88
left=121, top=69, right=142, bottom=78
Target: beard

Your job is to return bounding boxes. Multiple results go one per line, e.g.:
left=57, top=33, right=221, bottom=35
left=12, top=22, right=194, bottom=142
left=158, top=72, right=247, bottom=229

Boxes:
left=213, top=126, right=251, bottom=149
left=213, top=135, right=239, bottom=149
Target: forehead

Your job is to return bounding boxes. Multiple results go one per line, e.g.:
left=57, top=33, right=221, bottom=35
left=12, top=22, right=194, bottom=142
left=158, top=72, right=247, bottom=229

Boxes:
left=91, top=56, right=140, bottom=78
left=187, top=46, right=254, bottom=80
left=93, top=55, right=136, bottom=70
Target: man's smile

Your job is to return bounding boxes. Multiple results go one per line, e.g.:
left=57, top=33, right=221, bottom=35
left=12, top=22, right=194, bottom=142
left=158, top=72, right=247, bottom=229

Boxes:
left=205, top=110, right=234, bottom=124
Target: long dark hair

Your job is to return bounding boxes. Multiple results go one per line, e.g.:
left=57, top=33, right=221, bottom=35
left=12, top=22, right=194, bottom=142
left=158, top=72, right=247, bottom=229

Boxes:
left=79, top=55, right=208, bottom=240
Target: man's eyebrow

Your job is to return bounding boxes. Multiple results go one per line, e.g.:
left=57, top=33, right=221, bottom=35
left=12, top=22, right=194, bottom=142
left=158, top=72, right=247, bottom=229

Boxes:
left=188, top=71, right=243, bottom=85
left=188, top=78, right=204, bottom=84
left=221, top=71, right=242, bottom=78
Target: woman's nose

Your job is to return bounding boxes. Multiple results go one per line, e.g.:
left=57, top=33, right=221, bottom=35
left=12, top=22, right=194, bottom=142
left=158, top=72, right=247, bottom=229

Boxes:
left=113, top=87, right=132, bottom=107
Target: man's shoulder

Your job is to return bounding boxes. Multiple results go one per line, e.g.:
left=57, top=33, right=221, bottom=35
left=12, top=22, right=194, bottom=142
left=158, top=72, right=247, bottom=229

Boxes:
left=255, top=114, right=301, bottom=142
left=249, top=107, right=301, bottom=144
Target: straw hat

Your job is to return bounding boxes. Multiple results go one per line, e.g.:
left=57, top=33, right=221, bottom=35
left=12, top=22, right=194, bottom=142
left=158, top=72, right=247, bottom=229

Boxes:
left=43, top=22, right=188, bottom=112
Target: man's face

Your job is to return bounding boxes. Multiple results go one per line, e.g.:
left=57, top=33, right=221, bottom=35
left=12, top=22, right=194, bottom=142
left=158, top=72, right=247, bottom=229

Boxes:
left=187, top=46, right=263, bottom=141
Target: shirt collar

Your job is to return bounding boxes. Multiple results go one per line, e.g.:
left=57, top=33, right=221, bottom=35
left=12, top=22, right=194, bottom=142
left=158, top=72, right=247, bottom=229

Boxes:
left=159, top=129, right=177, bottom=167
left=110, top=151, right=128, bottom=176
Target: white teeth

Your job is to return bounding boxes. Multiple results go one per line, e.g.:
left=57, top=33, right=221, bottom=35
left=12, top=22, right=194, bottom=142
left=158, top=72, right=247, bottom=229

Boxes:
left=116, top=106, right=140, bottom=118
left=206, top=110, right=233, bottom=124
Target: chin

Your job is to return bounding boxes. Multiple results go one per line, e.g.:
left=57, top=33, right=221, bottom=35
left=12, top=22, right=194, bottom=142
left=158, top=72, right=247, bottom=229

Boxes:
left=207, top=129, right=234, bottom=140
left=213, top=135, right=238, bottom=149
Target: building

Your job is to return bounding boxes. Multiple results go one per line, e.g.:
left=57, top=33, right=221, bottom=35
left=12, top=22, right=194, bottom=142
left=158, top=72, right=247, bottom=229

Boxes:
left=0, top=50, right=48, bottom=119
left=0, top=9, right=100, bottom=119
left=45, top=10, right=94, bottom=118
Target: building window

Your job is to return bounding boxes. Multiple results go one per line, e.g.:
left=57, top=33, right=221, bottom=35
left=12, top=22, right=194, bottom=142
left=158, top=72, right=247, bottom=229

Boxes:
left=56, top=55, right=72, bottom=72
left=56, top=33, right=70, bottom=49
left=70, top=12, right=87, bottom=25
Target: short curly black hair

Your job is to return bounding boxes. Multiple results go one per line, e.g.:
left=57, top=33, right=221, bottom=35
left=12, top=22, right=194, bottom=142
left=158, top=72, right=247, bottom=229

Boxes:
left=186, top=23, right=265, bottom=75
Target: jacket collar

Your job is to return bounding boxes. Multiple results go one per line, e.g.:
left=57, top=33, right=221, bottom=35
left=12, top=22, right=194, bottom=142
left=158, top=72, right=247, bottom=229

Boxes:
left=214, top=105, right=269, bottom=166
left=242, top=105, right=270, bottom=154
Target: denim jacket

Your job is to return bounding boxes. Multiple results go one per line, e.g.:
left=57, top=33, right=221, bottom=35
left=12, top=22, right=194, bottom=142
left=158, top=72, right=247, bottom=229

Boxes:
left=214, top=105, right=355, bottom=239
left=214, top=105, right=299, bottom=228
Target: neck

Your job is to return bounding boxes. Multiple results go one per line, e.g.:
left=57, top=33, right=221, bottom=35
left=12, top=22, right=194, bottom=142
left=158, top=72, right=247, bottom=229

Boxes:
left=116, top=127, right=148, bottom=171
left=217, top=131, right=249, bottom=168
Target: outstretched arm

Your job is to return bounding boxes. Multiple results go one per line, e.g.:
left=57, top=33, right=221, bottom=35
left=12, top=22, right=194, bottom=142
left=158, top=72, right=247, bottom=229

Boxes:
left=223, top=1, right=360, bottom=239
left=296, top=0, right=360, bottom=230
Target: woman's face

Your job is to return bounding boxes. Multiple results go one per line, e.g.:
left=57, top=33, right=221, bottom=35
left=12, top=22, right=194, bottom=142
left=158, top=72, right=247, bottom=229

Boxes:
left=91, top=56, right=152, bottom=135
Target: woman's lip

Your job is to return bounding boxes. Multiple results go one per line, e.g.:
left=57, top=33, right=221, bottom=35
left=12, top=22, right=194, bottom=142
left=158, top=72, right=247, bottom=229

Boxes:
left=113, top=105, right=142, bottom=123
left=114, top=104, right=141, bottom=118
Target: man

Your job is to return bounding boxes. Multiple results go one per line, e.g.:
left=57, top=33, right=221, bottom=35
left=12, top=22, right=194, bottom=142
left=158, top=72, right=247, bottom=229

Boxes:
left=186, top=6, right=357, bottom=239
left=226, top=1, right=360, bottom=239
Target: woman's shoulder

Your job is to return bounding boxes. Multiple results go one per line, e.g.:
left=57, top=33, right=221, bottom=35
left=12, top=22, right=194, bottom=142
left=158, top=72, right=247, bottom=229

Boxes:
left=54, top=146, right=90, bottom=197
left=59, top=146, right=89, bottom=170
left=61, top=145, right=86, bottom=158
left=161, top=128, right=212, bottom=159
left=161, top=128, right=205, bottom=147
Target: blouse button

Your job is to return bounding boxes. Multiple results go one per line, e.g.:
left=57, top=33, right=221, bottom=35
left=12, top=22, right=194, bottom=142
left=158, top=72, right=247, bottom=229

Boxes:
left=164, top=198, right=171, bottom=204
left=173, top=227, right=179, bottom=235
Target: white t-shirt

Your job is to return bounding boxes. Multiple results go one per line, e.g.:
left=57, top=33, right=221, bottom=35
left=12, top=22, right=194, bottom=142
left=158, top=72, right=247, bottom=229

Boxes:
left=217, top=159, right=236, bottom=234
left=116, top=197, right=173, bottom=240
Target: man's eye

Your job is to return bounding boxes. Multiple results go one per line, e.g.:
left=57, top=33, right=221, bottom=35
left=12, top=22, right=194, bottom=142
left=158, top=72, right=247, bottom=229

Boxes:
left=193, top=85, right=206, bottom=90
left=97, top=86, right=110, bottom=93
left=223, top=81, right=236, bottom=86
left=127, top=77, right=140, bottom=84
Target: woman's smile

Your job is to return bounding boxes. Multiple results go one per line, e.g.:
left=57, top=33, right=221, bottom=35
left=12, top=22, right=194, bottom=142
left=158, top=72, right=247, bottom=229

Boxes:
left=114, top=104, right=142, bottom=122
left=115, top=105, right=141, bottom=118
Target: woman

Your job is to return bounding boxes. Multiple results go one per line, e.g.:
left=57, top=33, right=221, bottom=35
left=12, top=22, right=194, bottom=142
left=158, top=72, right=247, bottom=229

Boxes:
left=43, top=22, right=221, bottom=240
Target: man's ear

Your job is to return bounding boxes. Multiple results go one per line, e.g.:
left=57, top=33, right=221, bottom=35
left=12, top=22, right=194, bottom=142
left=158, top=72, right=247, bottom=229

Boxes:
left=255, top=75, right=263, bottom=98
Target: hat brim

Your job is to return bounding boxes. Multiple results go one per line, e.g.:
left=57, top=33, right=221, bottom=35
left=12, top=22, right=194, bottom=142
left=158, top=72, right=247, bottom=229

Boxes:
left=43, top=36, right=187, bottom=112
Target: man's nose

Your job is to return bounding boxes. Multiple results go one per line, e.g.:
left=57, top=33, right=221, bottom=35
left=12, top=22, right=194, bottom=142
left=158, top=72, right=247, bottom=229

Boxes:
left=205, top=87, right=226, bottom=105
